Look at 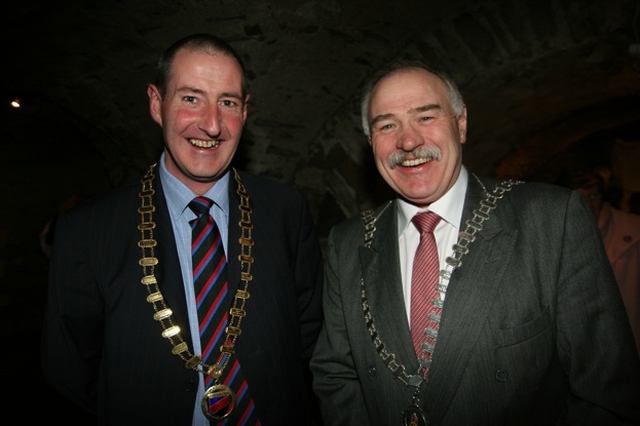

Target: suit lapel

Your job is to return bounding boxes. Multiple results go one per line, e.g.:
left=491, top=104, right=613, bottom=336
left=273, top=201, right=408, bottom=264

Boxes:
left=425, top=176, right=519, bottom=420
left=359, top=201, right=420, bottom=396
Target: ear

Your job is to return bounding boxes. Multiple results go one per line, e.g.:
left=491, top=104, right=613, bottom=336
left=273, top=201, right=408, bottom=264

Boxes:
left=242, top=94, right=251, bottom=123
left=147, top=84, right=163, bottom=126
left=458, top=105, right=468, bottom=144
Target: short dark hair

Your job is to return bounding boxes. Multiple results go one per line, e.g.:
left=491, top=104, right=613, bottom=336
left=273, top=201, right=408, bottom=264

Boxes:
left=360, top=59, right=465, bottom=136
left=154, top=33, right=249, bottom=97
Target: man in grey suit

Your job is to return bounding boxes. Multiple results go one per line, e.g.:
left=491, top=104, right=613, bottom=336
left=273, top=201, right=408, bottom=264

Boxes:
left=310, top=59, right=640, bottom=425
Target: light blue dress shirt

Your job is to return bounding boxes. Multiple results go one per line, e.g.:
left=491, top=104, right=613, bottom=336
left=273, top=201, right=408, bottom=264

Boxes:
left=158, top=152, right=230, bottom=426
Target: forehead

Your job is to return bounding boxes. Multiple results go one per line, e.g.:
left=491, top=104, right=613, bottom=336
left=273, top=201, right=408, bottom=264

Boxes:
left=168, top=48, right=243, bottom=89
left=369, top=69, right=449, bottom=114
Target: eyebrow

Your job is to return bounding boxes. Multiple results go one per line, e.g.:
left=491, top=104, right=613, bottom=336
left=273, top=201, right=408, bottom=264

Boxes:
left=370, top=103, right=442, bottom=128
left=409, top=103, right=441, bottom=114
left=176, top=86, right=244, bottom=100
left=176, top=86, right=205, bottom=96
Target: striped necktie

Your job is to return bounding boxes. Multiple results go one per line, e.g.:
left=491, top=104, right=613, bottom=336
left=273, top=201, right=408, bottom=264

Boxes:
left=189, top=196, right=260, bottom=425
left=410, top=211, right=442, bottom=380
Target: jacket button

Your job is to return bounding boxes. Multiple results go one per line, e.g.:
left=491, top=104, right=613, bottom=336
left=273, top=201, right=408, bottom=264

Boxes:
left=495, top=369, right=509, bottom=382
left=184, top=379, right=197, bottom=392
left=368, top=365, right=377, bottom=376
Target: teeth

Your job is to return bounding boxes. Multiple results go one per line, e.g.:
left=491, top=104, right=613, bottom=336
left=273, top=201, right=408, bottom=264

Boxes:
left=401, top=157, right=430, bottom=167
left=189, top=139, right=220, bottom=148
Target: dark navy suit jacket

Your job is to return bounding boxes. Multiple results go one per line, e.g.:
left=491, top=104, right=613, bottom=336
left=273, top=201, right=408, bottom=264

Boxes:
left=42, top=168, right=324, bottom=425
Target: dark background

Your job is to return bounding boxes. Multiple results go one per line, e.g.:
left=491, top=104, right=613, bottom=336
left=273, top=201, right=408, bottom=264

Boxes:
left=1, top=0, right=639, bottom=419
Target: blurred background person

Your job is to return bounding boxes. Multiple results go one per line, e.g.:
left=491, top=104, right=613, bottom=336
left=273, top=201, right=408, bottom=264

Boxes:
left=557, top=169, right=640, bottom=356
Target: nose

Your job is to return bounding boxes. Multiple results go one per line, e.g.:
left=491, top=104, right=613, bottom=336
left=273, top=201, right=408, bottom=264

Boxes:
left=397, top=123, right=424, bottom=151
left=198, top=103, right=222, bottom=137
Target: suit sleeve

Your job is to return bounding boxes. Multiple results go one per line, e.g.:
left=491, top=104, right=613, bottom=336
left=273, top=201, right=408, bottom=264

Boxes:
left=556, top=190, right=640, bottom=423
left=294, top=194, right=325, bottom=361
left=310, top=225, right=372, bottom=426
left=40, top=209, right=102, bottom=415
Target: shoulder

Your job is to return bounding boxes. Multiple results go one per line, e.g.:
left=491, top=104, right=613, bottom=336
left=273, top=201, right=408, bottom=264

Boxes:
left=510, top=180, right=572, bottom=198
left=610, top=204, right=640, bottom=223
left=608, top=205, right=640, bottom=236
left=62, top=178, right=141, bottom=220
left=330, top=200, right=394, bottom=243
left=52, top=177, right=145, bottom=248
left=468, top=176, right=592, bottom=230
left=475, top=175, right=572, bottom=200
left=232, top=170, right=313, bottom=223
left=475, top=176, right=577, bottom=211
left=235, top=170, right=305, bottom=200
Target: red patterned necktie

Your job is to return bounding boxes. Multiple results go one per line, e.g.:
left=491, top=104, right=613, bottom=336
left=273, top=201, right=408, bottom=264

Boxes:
left=189, top=197, right=260, bottom=425
left=410, top=211, right=442, bottom=380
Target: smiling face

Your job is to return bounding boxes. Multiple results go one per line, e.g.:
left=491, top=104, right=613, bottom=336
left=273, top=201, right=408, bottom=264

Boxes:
left=367, top=69, right=467, bottom=208
left=147, top=48, right=249, bottom=194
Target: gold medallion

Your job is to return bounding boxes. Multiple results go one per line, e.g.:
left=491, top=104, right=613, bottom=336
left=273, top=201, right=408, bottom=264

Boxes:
left=139, top=166, right=255, bottom=422
left=201, top=384, right=237, bottom=421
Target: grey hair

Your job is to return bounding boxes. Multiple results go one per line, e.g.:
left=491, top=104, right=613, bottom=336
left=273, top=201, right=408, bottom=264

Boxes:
left=360, top=59, right=465, bottom=137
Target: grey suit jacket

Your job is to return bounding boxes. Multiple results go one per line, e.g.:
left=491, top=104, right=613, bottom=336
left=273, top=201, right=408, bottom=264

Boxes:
left=311, top=175, right=640, bottom=425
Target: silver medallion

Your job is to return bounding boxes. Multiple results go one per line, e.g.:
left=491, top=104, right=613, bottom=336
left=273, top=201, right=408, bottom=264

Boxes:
left=402, top=405, right=428, bottom=426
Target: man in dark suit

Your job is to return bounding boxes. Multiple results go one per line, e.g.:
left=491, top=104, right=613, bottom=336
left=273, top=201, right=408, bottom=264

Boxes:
left=41, top=33, right=324, bottom=425
left=310, top=59, right=640, bottom=425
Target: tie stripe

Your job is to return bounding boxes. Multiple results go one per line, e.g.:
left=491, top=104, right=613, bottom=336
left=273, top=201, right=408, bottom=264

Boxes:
left=202, top=311, right=227, bottom=362
left=199, top=287, right=227, bottom=332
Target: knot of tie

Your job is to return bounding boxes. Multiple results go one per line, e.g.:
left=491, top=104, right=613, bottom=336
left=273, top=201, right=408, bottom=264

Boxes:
left=412, top=211, right=441, bottom=235
left=188, top=196, right=214, bottom=217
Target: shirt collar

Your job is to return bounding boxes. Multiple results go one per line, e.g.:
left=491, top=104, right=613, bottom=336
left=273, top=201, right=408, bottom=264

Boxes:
left=397, top=165, right=469, bottom=234
left=158, top=151, right=230, bottom=220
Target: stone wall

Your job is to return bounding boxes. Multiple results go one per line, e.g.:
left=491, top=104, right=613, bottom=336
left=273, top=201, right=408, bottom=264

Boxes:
left=1, top=0, right=639, bottom=338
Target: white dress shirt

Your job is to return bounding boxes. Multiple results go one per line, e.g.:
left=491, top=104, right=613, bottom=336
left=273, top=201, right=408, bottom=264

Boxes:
left=397, top=166, right=469, bottom=324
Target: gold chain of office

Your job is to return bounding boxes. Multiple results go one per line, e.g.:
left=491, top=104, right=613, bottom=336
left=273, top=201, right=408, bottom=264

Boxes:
left=137, top=163, right=255, bottom=381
